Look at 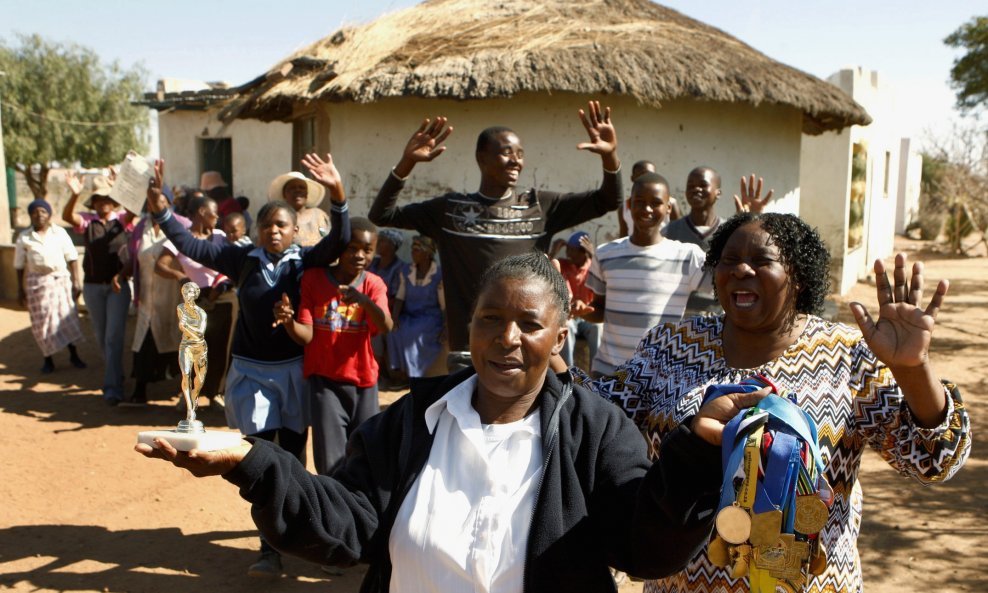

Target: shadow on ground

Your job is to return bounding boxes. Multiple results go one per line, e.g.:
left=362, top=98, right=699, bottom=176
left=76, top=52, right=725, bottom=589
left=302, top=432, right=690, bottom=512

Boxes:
left=0, top=524, right=364, bottom=592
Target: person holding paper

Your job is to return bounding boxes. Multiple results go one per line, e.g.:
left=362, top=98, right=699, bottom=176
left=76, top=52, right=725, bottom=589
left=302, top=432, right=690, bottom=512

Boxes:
left=63, top=171, right=134, bottom=405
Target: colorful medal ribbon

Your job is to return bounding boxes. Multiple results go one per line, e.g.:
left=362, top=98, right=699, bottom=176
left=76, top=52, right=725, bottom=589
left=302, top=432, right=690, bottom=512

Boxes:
left=708, top=375, right=831, bottom=592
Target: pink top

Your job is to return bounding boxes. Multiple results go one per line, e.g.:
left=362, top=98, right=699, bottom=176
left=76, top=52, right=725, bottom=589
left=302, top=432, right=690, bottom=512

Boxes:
left=164, top=229, right=226, bottom=288
left=73, top=211, right=130, bottom=234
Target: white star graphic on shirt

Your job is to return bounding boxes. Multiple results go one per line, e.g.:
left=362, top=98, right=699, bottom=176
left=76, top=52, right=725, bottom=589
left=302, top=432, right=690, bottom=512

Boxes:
left=461, top=206, right=482, bottom=226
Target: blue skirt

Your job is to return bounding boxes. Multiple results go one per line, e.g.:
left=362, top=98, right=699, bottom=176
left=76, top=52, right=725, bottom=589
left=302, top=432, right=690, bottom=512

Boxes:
left=224, top=355, right=307, bottom=435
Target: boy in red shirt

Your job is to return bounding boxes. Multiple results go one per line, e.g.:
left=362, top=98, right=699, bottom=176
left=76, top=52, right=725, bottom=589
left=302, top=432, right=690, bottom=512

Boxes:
left=276, top=217, right=393, bottom=475
left=550, top=231, right=601, bottom=371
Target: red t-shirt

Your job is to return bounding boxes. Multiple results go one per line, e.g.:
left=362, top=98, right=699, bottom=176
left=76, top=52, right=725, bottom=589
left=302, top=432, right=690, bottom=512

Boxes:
left=297, top=268, right=389, bottom=387
left=558, top=258, right=594, bottom=305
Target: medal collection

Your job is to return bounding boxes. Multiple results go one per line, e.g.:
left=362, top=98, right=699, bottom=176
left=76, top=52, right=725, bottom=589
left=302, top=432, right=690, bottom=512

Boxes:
left=706, top=376, right=832, bottom=592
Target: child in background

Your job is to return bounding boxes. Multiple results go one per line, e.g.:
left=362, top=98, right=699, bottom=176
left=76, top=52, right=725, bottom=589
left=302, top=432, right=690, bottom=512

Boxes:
left=275, top=217, right=393, bottom=476
left=222, top=212, right=252, bottom=247
left=586, top=172, right=705, bottom=376
left=550, top=230, right=600, bottom=371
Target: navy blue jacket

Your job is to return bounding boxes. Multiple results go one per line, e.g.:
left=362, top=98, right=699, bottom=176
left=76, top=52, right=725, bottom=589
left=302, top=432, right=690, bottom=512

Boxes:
left=224, top=369, right=722, bottom=592
left=154, top=203, right=350, bottom=361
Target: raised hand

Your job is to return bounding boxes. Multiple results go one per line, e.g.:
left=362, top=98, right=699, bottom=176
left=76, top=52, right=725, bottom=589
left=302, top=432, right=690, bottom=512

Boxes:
left=849, top=254, right=948, bottom=370
left=301, top=153, right=346, bottom=203
left=135, top=437, right=251, bottom=478
left=64, top=170, right=84, bottom=196
left=578, top=234, right=596, bottom=258
left=272, top=292, right=295, bottom=327
left=550, top=238, right=567, bottom=257
left=146, top=160, right=169, bottom=215
left=733, top=174, right=774, bottom=213
left=402, top=117, right=453, bottom=164
left=576, top=100, right=618, bottom=162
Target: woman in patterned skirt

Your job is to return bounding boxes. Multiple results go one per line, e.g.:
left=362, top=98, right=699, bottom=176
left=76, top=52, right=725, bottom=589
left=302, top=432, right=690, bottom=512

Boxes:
left=15, top=199, right=87, bottom=373
left=563, top=212, right=972, bottom=593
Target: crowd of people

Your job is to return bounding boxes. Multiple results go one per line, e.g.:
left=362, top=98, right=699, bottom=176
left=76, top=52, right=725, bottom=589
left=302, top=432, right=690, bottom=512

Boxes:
left=14, top=99, right=970, bottom=593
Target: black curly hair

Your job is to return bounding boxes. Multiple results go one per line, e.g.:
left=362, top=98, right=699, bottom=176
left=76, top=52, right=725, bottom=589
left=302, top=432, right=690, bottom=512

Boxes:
left=705, top=212, right=830, bottom=328
left=473, top=251, right=570, bottom=327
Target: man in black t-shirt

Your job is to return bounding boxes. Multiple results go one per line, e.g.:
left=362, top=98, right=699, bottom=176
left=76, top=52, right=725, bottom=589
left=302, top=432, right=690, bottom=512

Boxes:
left=369, top=101, right=622, bottom=371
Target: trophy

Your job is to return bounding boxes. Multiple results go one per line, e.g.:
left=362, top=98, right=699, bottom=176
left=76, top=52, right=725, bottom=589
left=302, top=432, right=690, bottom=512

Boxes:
left=137, top=283, right=243, bottom=451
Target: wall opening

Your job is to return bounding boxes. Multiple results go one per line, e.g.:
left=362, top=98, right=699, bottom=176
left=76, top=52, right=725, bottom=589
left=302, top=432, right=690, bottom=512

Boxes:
left=200, top=138, right=232, bottom=192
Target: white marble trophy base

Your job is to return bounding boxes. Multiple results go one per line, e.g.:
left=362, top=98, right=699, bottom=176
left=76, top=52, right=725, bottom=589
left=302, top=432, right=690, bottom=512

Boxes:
left=138, top=429, right=243, bottom=452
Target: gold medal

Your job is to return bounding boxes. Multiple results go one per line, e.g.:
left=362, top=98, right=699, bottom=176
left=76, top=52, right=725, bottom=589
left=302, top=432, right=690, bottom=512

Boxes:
left=707, top=535, right=731, bottom=567
left=730, top=544, right=751, bottom=579
left=715, top=505, right=752, bottom=544
left=767, top=539, right=810, bottom=582
left=794, top=495, right=830, bottom=534
left=749, top=508, right=783, bottom=546
left=754, top=533, right=795, bottom=571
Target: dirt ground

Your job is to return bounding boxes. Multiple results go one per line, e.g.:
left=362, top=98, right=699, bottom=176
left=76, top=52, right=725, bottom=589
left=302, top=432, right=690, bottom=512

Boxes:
left=1, top=236, right=985, bottom=593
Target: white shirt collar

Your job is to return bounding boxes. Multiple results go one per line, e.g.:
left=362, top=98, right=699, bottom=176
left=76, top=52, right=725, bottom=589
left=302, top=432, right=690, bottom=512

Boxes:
left=423, top=375, right=541, bottom=438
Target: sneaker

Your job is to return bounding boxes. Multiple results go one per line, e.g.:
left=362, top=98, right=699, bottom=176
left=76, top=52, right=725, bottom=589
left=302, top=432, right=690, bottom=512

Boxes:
left=247, top=551, right=283, bottom=578
left=40, top=359, right=55, bottom=374
left=69, top=355, right=87, bottom=369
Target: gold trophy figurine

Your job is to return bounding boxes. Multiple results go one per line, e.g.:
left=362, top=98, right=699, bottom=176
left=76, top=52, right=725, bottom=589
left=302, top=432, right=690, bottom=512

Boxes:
left=177, top=282, right=208, bottom=433
left=136, top=282, right=243, bottom=452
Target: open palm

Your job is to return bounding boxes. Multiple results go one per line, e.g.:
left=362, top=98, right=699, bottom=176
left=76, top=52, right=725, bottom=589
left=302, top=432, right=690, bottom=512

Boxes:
left=850, top=254, right=947, bottom=369
left=577, top=100, right=617, bottom=156
left=301, top=152, right=344, bottom=201
left=403, top=117, right=452, bottom=163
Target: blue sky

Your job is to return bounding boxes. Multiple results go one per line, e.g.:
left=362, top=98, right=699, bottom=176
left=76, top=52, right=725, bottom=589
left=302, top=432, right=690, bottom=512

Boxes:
left=1, top=0, right=982, bottom=149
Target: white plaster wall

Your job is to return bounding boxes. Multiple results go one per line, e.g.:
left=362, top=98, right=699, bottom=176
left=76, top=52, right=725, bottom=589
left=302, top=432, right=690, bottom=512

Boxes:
left=157, top=111, right=205, bottom=190
left=800, top=67, right=905, bottom=295
left=896, top=138, right=922, bottom=234
left=320, top=93, right=802, bottom=247
left=156, top=110, right=291, bottom=220
left=799, top=128, right=852, bottom=292
left=845, top=69, right=901, bottom=284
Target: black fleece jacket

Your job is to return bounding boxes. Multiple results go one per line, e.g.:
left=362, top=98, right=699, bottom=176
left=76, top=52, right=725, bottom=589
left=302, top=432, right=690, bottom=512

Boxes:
left=224, top=369, right=722, bottom=593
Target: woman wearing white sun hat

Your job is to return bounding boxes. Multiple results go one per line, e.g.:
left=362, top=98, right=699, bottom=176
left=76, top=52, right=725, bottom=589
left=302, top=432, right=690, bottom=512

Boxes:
left=268, top=171, right=330, bottom=247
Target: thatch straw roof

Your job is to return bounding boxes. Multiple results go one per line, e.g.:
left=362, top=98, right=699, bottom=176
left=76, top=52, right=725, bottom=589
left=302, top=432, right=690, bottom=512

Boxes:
left=220, top=0, right=871, bottom=134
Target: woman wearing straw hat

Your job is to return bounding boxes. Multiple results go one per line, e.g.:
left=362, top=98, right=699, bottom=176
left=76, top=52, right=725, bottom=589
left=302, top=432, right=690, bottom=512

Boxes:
left=268, top=171, right=330, bottom=247
left=63, top=171, right=134, bottom=405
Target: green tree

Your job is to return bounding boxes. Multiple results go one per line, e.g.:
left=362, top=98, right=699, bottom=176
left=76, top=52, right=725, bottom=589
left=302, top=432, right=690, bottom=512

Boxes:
left=918, top=123, right=988, bottom=254
left=945, top=15, right=988, bottom=112
left=0, top=34, right=148, bottom=199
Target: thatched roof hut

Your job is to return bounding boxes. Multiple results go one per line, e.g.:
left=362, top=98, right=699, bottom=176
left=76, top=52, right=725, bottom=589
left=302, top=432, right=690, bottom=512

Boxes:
left=220, top=0, right=870, bottom=134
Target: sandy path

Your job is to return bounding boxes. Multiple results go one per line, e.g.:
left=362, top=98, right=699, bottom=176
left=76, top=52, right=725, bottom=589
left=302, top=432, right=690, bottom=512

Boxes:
left=0, top=237, right=984, bottom=592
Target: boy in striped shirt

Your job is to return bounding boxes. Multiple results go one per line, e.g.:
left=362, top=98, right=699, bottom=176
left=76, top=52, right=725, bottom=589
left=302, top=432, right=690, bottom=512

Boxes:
left=585, top=173, right=705, bottom=376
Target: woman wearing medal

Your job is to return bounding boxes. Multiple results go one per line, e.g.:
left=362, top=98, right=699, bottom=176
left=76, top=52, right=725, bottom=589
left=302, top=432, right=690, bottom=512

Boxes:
left=560, top=211, right=972, bottom=593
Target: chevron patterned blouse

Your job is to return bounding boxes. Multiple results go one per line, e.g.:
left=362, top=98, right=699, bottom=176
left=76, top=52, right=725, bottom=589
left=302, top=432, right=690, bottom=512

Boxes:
left=576, top=315, right=970, bottom=593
